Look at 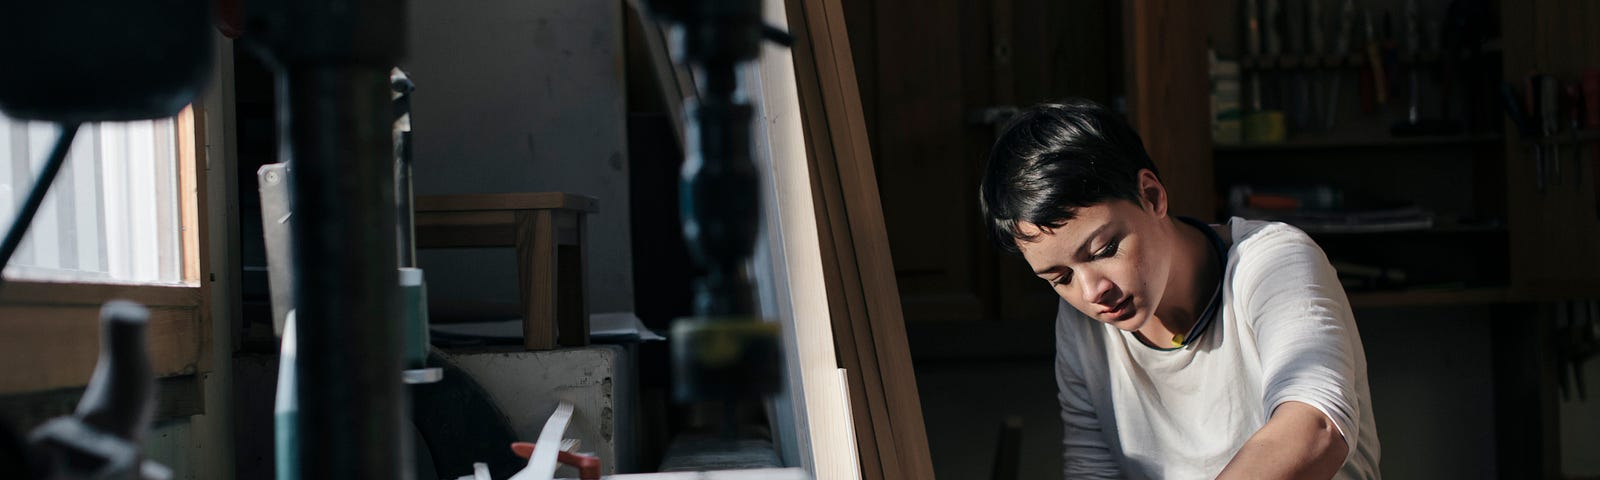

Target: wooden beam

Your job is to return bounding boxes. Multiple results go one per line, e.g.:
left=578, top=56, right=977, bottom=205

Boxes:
left=0, top=282, right=204, bottom=394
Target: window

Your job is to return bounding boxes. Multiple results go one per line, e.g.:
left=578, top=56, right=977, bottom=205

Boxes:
left=0, top=106, right=209, bottom=395
left=0, top=113, right=189, bottom=284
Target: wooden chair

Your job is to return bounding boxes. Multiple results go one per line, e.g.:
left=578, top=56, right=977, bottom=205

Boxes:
left=414, top=192, right=597, bottom=350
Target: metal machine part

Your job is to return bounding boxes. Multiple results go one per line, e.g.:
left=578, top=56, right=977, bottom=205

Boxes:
left=635, top=0, right=791, bottom=414
left=258, top=163, right=295, bottom=336
left=0, top=0, right=213, bottom=294
left=0, top=1, right=211, bottom=123
left=239, top=0, right=411, bottom=477
left=392, top=68, right=419, bottom=269
left=26, top=301, right=169, bottom=480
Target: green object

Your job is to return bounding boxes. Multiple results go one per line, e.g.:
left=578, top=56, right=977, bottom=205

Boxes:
left=671, top=315, right=783, bottom=402
left=1244, top=110, right=1287, bottom=143
left=275, top=311, right=298, bottom=480
left=1211, top=57, right=1243, bottom=145
left=399, top=268, right=430, bottom=369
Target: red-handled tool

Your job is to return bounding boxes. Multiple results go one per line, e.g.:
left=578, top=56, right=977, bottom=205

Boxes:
left=511, top=442, right=601, bottom=480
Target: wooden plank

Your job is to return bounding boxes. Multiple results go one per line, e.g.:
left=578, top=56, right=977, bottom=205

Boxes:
left=783, top=2, right=883, bottom=476
left=787, top=1, right=886, bottom=478
left=793, top=11, right=895, bottom=480
left=0, top=304, right=202, bottom=394
left=184, top=102, right=215, bottom=376
left=414, top=192, right=598, bottom=213
left=749, top=2, right=863, bottom=474
left=1123, top=0, right=1214, bottom=220
left=789, top=0, right=935, bottom=477
left=0, top=281, right=202, bottom=307
left=839, top=0, right=876, bottom=163
left=814, top=1, right=935, bottom=477
left=179, top=105, right=202, bottom=284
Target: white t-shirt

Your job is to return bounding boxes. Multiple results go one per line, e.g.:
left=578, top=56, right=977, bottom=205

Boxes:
left=1055, top=217, right=1380, bottom=479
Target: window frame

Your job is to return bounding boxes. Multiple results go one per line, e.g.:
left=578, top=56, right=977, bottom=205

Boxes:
left=0, top=105, right=212, bottom=396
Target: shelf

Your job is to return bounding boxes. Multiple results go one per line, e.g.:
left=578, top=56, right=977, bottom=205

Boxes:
left=1238, top=51, right=1451, bottom=71
left=1522, top=130, right=1600, bottom=146
left=1215, top=133, right=1503, bottom=153
left=1347, top=286, right=1510, bottom=308
left=1308, top=224, right=1507, bottom=236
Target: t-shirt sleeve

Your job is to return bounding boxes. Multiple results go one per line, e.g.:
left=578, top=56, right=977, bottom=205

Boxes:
left=1235, top=225, right=1366, bottom=460
left=1054, top=300, right=1125, bottom=479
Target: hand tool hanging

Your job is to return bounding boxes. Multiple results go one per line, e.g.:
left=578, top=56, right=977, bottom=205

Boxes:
left=1325, top=0, right=1356, bottom=130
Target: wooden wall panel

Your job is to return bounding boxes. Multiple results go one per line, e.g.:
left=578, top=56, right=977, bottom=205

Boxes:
left=1123, top=0, right=1215, bottom=220
left=0, top=283, right=204, bottom=394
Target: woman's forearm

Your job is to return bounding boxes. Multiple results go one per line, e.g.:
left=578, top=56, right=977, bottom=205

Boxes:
left=1216, top=401, right=1348, bottom=480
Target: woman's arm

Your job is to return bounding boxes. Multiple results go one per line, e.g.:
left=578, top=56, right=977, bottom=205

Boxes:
left=1216, top=401, right=1348, bottom=479
left=1226, top=225, right=1372, bottom=479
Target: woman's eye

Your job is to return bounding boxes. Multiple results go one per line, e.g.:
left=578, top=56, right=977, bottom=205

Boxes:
left=1051, top=272, right=1071, bottom=286
left=1095, top=240, right=1120, bottom=259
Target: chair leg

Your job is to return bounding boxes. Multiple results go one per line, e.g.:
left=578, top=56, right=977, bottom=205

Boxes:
left=517, top=210, right=558, bottom=350
left=555, top=211, right=589, bottom=346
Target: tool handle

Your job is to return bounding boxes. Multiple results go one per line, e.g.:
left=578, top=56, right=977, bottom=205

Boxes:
left=510, top=442, right=601, bottom=480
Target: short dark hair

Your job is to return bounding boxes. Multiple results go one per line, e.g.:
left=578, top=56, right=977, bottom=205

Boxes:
left=978, top=99, right=1158, bottom=254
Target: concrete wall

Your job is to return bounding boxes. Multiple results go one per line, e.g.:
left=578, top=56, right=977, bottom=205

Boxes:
left=404, top=0, right=632, bottom=315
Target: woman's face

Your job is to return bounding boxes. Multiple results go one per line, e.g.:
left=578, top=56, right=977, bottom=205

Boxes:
left=1015, top=197, right=1174, bottom=333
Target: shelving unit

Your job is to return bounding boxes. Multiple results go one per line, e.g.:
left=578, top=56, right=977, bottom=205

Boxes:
left=1215, top=130, right=1512, bottom=301
left=1205, top=0, right=1515, bottom=307
left=1522, top=129, right=1600, bottom=146
left=1239, top=51, right=1451, bottom=70
left=1347, top=286, right=1510, bottom=308
left=1216, top=133, right=1502, bottom=152
left=1176, top=1, right=1598, bottom=477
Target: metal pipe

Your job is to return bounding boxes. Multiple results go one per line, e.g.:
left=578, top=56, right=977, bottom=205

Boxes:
left=281, top=65, right=407, bottom=479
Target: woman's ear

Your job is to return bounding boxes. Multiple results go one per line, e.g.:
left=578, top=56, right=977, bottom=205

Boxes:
left=1137, top=168, right=1168, bottom=218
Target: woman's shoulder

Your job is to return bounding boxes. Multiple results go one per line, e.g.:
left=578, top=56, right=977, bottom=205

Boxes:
left=1222, top=217, right=1336, bottom=292
left=1225, top=217, right=1316, bottom=250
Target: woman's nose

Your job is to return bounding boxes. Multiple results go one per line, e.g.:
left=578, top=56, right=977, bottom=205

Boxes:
left=1080, top=271, right=1114, bottom=305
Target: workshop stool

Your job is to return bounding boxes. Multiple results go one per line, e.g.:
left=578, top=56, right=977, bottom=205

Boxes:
left=414, top=192, right=597, bottom=350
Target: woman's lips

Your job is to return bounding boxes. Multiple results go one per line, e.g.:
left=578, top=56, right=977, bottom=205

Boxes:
left=1102, top=297, right=1134, bottom=320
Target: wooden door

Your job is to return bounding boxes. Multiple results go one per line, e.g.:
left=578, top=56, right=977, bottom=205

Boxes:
left=843, top=0, right=1117, bottom=351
